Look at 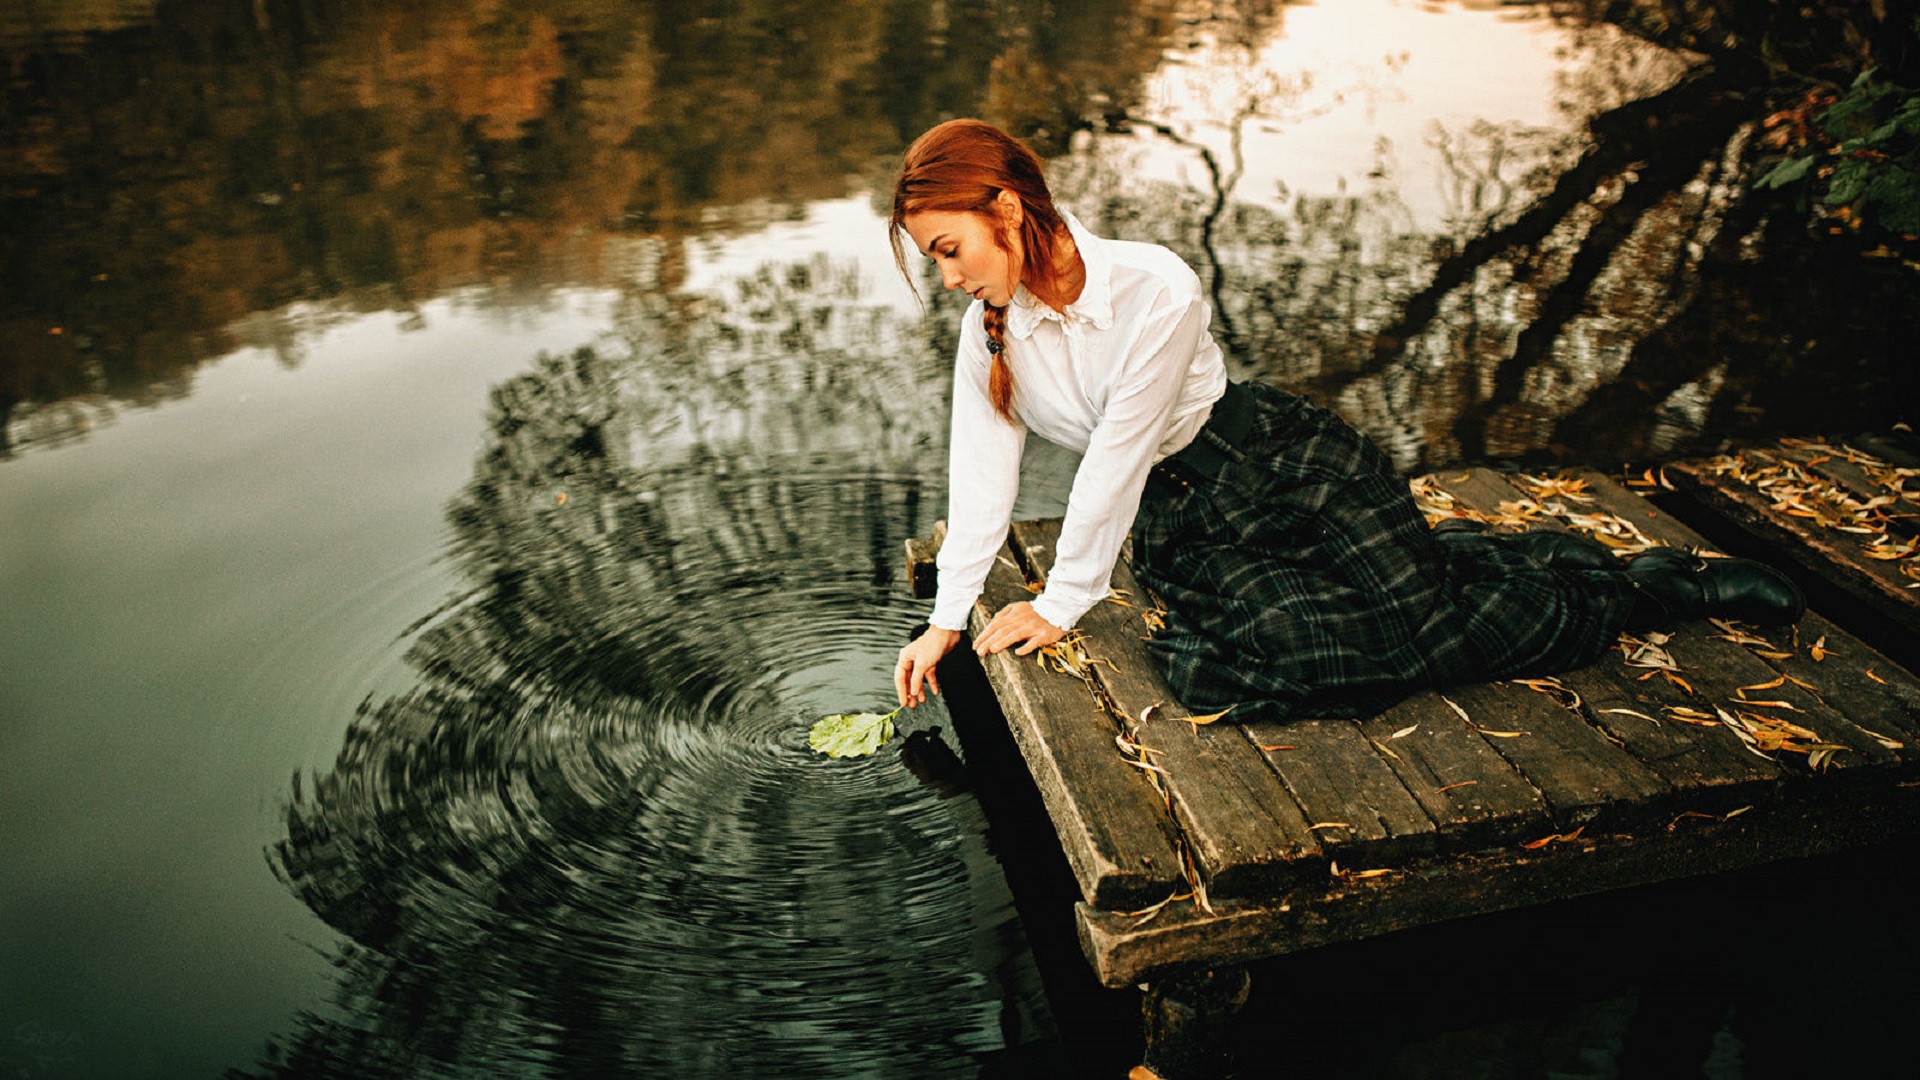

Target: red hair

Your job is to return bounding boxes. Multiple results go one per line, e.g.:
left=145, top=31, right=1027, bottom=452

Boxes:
left=890, top=119, right=1074, bottom=424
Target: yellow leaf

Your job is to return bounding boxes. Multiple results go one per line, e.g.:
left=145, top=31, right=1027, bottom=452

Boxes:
left=1601, top=708, right=1659, bottom=724
left=1857, top=726, right=1904, bottom=750
left=1441, top=695, right=1472, bottom=723
left=1309, top=822, right=1353, bottom=831
left=1183, top=706, right=1235, bottom=728
left=1389, top=723, right=1419, bottom=739
left=1521, top=827, right=1584, bottom=850
left=1477, top=729, right=1527, bottom=738
left=1117, top=891, right=1186, bottom=923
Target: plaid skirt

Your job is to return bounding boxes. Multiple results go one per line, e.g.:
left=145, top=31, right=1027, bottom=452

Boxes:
left=1132, top=381, right=1636, bottom=725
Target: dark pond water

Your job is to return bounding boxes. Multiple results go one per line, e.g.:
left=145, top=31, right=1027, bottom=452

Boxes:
left=3, top=2, right=1917, bottom=1078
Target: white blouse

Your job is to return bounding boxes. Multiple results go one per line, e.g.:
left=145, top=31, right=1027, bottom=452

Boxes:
left=929, top=210, right=1228, bottom=632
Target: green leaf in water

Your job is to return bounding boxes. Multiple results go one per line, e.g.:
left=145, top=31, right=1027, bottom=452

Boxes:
left=808, top=707, right=901, bottom=758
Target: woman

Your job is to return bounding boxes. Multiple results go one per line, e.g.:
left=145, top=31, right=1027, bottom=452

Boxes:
left=889, top=118, right=1801, bottom=724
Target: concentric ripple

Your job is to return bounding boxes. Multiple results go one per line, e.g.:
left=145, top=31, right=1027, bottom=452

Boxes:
left=259, top=456, right=1054, bottom=1078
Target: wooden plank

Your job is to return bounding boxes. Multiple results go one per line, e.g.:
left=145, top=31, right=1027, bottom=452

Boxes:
left=1244, top=719, right=1439, bottom=867
left=1664, top=454, right=1920, bottom=631
left=1549, top=659, right=1784, bottom=811
left=1566, top=467, right=1684, bottom=548
left=1774, top=440, right=1920, bottom=541
left=903, top=519, right=945, bottom=600
left=1431, top=469, right=1784, bottom=807
left=1754, top=610, right=1920, bottom=753
left=1657, top=621, right=1902, bottom=772
left=970, top=537, right=1184, bottom=909
left=1356, top=693, right=1554, bottom=851
left=1008, top=519, right=1325, bottom=901
left=1845, top=430, right=1920, bottom=470
left=1440, top=466, right=1562, bottom=532
left=1558, top=460, right=1920, bottom=756
left=1418, top=462, right=1676, bottom=824
left=1077, top=783, right=1920, bottom=987
left=1438, top=679, right=1672, bottom=830
left=1564, top=467, right=1913, bottom=773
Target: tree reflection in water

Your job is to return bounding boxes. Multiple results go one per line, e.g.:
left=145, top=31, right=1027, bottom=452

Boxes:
left=253, top=263, right=1061, bottom=1077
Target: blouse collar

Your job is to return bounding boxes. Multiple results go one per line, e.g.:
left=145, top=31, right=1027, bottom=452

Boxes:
left=1006, top=208, right=1113, bottom=339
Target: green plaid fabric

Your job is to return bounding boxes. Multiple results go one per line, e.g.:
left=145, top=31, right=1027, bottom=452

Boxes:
left=1132, top=381, right=1635, bottom=724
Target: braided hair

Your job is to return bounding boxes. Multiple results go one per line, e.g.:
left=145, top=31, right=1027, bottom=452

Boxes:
left=890, top=119, right=1073, bottom=424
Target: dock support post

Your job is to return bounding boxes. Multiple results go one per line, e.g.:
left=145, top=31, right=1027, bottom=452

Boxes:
left=1133, top=964, right=1251, bottom=1080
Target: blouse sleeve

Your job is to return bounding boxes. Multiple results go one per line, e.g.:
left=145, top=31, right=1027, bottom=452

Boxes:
left=929, top=311, right=1027, bottom=631
left=1028, top=290, right=1211, bottom=631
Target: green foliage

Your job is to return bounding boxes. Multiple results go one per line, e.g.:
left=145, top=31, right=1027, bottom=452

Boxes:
left=1758, top=69, right=1920, bottom=238
left=808, top=708, right=900, bottom=758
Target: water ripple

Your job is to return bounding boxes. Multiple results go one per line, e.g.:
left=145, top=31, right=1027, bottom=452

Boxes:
left=260, top=464, right=1051, bottom=1078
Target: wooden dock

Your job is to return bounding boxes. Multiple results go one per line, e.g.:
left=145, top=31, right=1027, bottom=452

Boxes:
left=906, top=437, right=1920, bottom=1073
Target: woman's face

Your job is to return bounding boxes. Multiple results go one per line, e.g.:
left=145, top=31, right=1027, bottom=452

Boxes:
left=902, top=196, right=1023, bottom=308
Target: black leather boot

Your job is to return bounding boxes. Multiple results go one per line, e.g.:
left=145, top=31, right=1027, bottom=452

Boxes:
left=1624, top=548, right=1805, bottom=630
left=1505, top=529, right=1620, bottom=572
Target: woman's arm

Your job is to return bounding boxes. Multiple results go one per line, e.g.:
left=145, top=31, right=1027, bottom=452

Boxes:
left=927, top=313, right=1027, bottom=632
left=1028, top=292, right=1214, bottom=632
left=898, top=312, right=1030, bottom=707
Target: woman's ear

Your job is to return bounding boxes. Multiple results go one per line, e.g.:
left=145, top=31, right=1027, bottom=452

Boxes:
left=993, top=188, right=1023, bottom=229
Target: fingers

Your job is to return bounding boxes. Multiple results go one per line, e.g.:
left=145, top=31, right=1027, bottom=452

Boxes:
left=896, top=649, right=944, bottom=709
left=974, top=605, right=1064, bottom=657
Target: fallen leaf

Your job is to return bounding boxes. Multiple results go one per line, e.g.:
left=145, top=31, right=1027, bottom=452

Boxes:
left=1857, top=726, right=1905, bottom=750
left=1389, top=723, right=1419, bottom=739
left=1182, top=706, right=1235, bottom=727
left=1441, top=696, right=1472, bottom=723
left=808, top=708, right=901, bottom=758
left=1521, top=826, right=1585, bottom=850
left=1435, top=780, right=1478, bottom=793
left=1257, top=743, right=1297, bottom=752
left=1512, top=677, right=1582, bottom=709
left=1118, top=891, right=1192, bottom=926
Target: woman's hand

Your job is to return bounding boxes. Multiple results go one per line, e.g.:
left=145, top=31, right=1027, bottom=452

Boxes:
left=896, top=625, right=964, bottom=709
left=973, top=601, right=1065, bottom=658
